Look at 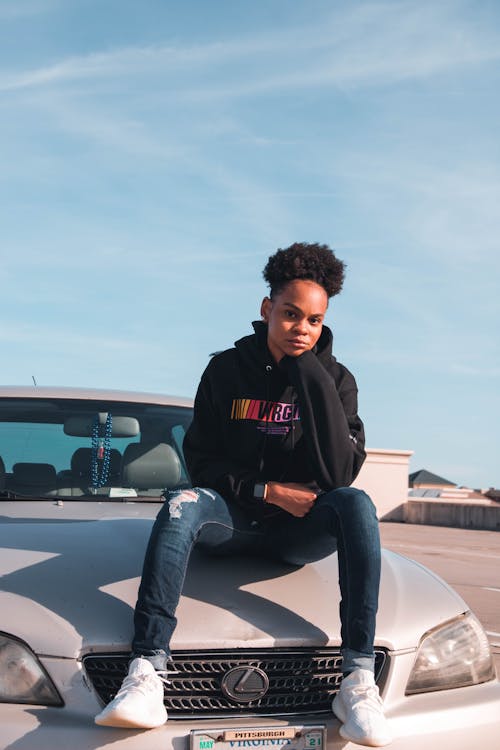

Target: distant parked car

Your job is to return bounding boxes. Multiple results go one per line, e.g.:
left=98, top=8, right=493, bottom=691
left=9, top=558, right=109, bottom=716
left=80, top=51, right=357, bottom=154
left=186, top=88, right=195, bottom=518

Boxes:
left=1, top=386, right=499, bottom=750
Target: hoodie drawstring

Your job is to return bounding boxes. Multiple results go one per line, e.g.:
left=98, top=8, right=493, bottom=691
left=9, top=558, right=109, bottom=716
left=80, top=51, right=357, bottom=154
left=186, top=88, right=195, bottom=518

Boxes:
left=257, top=364, right=273, bottom=473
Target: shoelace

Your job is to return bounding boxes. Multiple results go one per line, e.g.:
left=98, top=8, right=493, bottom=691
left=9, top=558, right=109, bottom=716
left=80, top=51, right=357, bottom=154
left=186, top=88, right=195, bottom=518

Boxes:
left=347, top=684, right=384, bottom=711
left=156, top=670, right=170, bottom=686
left=117, top=670, right=169, bottom=697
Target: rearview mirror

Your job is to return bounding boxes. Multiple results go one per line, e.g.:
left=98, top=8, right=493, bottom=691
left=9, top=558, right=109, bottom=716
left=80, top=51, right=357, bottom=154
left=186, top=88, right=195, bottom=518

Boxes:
left=64, top=413, right=140, bottom=438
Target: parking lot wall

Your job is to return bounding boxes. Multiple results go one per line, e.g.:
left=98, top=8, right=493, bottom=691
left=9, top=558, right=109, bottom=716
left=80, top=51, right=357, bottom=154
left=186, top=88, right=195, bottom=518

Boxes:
left=404, top=499, right=500, bottom=531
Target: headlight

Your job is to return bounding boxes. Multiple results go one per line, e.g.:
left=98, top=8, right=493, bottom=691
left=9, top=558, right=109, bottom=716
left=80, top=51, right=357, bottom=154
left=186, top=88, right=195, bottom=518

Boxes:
left=0, top=633, right=63, bottom=706
left=406, top=611, right=495, bottom=695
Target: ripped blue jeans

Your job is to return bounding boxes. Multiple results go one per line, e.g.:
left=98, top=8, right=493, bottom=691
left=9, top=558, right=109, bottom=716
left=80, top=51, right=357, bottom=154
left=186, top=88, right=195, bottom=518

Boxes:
left=132, top=486, right=381, bottom=675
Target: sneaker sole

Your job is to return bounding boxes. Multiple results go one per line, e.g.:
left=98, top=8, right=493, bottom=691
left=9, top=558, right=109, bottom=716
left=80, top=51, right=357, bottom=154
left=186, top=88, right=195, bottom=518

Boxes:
left=339, top=724, right=392, bottom=747
left=95, top=709, right=167, bottom=729
left=333, top=696, right=391, bottom=747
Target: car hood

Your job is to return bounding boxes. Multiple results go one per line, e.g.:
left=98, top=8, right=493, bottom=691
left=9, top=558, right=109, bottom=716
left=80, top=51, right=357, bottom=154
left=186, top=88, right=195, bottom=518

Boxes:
left=0, top=500, right=467, bottom=658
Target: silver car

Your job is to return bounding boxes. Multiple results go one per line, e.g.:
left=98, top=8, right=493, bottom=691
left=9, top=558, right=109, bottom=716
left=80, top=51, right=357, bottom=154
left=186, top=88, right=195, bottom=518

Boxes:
left=1, top=386, right=499, bottom=750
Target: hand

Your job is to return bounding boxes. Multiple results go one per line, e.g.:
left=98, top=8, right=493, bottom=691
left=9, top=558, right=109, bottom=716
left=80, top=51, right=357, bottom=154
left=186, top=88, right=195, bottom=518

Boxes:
left=265, top=482, right=317, bottom=517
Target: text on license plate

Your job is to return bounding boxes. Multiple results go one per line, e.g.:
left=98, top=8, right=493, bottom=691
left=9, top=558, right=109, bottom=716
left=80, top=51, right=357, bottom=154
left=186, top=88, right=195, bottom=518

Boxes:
left=191, top=725, right=325, bottom=750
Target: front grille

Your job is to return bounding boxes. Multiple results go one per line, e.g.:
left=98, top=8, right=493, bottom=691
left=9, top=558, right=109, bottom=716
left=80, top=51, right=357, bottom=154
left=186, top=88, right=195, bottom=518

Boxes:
left=84, top=648, right=387, bottom=719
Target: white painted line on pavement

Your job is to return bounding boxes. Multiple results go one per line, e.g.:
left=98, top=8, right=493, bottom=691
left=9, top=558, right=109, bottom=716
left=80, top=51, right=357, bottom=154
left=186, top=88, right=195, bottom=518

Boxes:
left=384, top=543, right=500, bottom=560
left=482, top=587, right=500, bottom=593
left=486, top=631, right=500, bottom=638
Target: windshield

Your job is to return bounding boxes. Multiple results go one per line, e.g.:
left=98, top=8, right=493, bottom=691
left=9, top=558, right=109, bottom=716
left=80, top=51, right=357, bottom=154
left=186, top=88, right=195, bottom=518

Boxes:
left=0, top=397, right=193, bottom=500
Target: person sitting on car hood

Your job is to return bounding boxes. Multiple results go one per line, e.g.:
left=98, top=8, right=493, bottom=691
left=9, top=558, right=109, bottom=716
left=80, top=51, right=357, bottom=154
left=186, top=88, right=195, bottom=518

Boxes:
left=95, top=241, right=392, bottom=748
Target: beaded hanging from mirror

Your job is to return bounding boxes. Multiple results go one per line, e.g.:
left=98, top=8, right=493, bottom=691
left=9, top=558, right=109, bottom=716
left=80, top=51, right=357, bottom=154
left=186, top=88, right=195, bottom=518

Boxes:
left=91, top=413, right=113, bottom=489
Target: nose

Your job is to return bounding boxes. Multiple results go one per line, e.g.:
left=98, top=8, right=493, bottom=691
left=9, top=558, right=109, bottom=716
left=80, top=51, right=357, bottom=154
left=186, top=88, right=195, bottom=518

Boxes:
left=293, top=317, right=308, bottom=334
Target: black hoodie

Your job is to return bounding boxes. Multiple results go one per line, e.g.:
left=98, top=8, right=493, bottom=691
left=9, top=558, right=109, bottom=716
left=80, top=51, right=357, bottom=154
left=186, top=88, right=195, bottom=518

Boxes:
left=183, top=321, right=366, bottom=516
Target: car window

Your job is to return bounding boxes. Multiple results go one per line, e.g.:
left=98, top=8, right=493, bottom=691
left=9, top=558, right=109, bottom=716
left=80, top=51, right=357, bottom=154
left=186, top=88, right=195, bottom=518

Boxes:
left=0, top=398, right=193, bottom=500
left=0, top=422, right=134, bottom=474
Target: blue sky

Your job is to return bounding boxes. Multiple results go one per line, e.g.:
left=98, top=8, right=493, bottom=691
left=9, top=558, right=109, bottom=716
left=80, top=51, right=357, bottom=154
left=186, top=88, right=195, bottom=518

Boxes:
left=1, top=0, right=499, bottom=489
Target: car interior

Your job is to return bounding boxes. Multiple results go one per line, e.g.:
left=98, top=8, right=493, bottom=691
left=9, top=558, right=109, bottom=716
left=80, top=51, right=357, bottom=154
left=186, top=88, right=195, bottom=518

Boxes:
left=0, top=398, right=193, bottom=499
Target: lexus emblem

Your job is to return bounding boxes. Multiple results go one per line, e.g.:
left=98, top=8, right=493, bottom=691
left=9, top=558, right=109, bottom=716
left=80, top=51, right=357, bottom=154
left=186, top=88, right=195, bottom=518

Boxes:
left=221, top=666, right=269, bottom=703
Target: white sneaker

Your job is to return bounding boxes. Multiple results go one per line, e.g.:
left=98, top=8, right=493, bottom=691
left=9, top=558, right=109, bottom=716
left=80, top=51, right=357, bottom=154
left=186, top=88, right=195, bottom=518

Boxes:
left=332, top=669, right=392, bottom=747
left=95, top=657, right=168, bottom=729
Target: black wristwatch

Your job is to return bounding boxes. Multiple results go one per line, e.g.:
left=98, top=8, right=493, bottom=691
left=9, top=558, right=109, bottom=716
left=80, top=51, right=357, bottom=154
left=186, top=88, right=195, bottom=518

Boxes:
left=253, top=482, right=268, bottom=502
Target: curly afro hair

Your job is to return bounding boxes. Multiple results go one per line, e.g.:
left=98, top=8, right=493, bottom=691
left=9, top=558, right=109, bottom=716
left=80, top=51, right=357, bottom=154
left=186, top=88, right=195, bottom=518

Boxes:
left=263, top=242, right=345, bottom=298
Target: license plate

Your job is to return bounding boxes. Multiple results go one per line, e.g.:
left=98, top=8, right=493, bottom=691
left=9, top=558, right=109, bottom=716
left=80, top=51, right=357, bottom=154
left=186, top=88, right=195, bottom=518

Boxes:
left=191, top=725, right=325, bottom=750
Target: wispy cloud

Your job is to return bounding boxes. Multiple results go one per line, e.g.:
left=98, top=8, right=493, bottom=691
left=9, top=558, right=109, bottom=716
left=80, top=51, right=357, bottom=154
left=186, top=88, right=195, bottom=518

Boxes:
left=328, top=148, right=500, bottom=269
left=2, top=2, right=500, bottom=96
left=450, top=364, right=500, bottom=378
left=0, top=320, right=154, bottom=356
left=32, top=93, right=182, bottom=160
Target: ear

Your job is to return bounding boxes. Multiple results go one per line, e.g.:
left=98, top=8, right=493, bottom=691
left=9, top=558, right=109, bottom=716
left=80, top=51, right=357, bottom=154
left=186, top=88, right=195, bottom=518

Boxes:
left=261, top=297, right=271, bottom=322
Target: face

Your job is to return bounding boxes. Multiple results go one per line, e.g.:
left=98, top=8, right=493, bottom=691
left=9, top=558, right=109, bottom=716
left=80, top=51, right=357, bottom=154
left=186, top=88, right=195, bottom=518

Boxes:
left=261, top=279, right=328, bottom=363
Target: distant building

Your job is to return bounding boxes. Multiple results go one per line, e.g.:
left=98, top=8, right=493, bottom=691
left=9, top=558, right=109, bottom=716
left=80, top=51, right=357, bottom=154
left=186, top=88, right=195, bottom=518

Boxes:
left=409, top=469, right=456, bottom=490
left=484, top=488, right=500, bottom=503
left=409, top=468, right=488, bottom=502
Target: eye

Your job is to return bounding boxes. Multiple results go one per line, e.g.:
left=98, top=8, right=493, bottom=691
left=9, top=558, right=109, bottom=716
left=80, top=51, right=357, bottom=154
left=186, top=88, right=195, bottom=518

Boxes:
left=309, top=317, right=322, bottom=325
left=285, top=310, right=296, bottom=319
